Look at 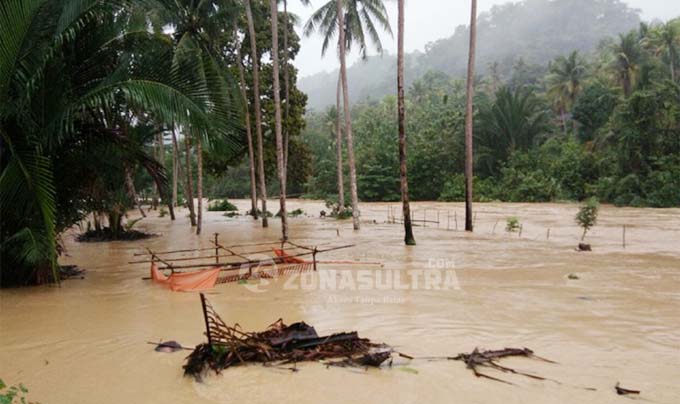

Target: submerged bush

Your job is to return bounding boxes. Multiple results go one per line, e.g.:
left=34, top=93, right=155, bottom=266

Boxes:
left=207, top=199, right=238, bottom=212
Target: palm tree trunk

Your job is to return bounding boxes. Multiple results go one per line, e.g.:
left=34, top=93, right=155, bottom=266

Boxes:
left=235, top=25, right=259, bottom=220
left=184, top=134, right=197, bottom=227
left=196, top=132, right=203, bottom=235
left=670, top=50, right=676, bottom=82
left=283, top=0, right=291, bottom=173
left=270, top=0, right=288, bottom=241
left=172, top=125, right=178, bottom=208
left=335, top=71, right=345, bottom=212
left=246, top=0, right=268, bottom=227
left=398, top=0, right=415, bottom=245
left=464, top=0, right=477, bottom=232
left=337, top=0, right=360, bottom=230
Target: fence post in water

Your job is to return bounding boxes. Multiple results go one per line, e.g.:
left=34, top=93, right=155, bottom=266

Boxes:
left=623, top=225, right=626, bottom=249
left=547, top=228, right=551, bottom=240
left=447, top=211, right=450, bottom=230
left=424, top=209, right=427, bottom=228
left=437, top=210, right=440, bottom=228
left=214, top=233, right=219, bottom=264
left=455, top=211, right=458, bottom=230
left=313, top=247, right=318, bottom=271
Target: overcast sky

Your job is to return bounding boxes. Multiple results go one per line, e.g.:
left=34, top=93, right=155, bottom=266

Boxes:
left=288, top=0, right=680, bottom=78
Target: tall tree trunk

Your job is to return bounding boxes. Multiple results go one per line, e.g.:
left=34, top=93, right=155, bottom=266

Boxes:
left=464, top=0, right=477, bottom=232
left=271, top=0, right=288, bottom=241
left=335, top=71, right=345, bottom=212
left=246, top=0, right=268, bottom=227
left=337, top=0, right=360, bottom=230
left=397, top=0, right=415, bottom=245
left=196, top=132, right=203, bottom=235
left=172, top=125, right=178, bottom=208
left=282, top=0, right=291, bottom=173
left=124, top=164, right=146, bottom=218
left=670, top=50, right=676, bottom=82
left=235, top=27, right=259, bottom=220
left=172, top=130, right=192, bottom=216
left=184, top=134, right=197, bottom=227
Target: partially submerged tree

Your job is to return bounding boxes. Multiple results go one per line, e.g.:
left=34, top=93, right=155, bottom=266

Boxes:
left=397, top=0, right=415, bottom=245
left=305, top=0, right=393, bottom=230
left=464, top=0, right=478, bottom=232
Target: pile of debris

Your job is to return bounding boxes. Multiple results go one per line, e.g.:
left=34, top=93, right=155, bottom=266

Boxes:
left=183, top=294, right=392, bottom=380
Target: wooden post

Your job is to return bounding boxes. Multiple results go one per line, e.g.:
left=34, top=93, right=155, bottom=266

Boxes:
left=423, top=209, right=427, bottom=228
left=455, top=211, right=458, bottom=230
left=623, top=225, right=626, bottom=249
left=313, top=247, right=318, bottom=271
left=519, top=224, right=523, bottom=238
left=214, top=233, right=219, bottom=264
left=437, top=210, right=440, bottom=228
left=547, top=228, right=551, bottom=240
left=200, top=293, right=212, bottom=347
left=447, top=211, right=450, bottom=230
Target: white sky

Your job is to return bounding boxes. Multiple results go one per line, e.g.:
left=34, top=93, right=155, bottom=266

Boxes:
left=289, top=0, right=680, bottom=77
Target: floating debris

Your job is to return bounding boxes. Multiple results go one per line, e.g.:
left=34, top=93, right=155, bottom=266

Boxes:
left=149, top=341, right=187, bottom=353
left=183, top=294, right=392, bottom=380
left=615, top=382, right=640, bottom=395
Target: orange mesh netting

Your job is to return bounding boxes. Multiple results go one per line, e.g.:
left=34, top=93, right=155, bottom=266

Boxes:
left=150, top=263, right=220, bottom=292
left=273, top=248, right=309, bottom=264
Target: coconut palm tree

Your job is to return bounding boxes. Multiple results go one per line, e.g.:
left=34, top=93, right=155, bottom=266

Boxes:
left=270, top=0, right=289, bottom=240
left=232, top=21, right=259, bottom=220
left=245, top=0, right=269, bottom=227
left=546, top=51, right=588, bottom=132
left=609, top=31, right=643, bottom=97
left=304, top=0, right=393, bottom=230
left=643, top=21, right=680, bottom=82
left=397, top=0, right=414, bottom=245
left=464, top=0, right=478, bottom=232
left=1, top=0, right=242, bottom=285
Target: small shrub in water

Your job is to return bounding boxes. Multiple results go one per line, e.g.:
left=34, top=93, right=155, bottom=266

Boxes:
left=208, top=199, right=238, bottom=212
left=576, top=198, right=599, bottom=241
left=505, top=217, right=521, bottom=233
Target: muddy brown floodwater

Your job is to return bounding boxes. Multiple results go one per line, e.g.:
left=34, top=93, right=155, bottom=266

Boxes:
left=1, top=200, right=679, bottom=404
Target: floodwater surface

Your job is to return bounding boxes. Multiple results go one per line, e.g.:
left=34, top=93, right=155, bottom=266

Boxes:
left=1, top=200, right=679, bottom=404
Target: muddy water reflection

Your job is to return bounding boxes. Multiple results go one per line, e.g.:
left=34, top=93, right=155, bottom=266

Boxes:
left=1, top=200, right=679, bottom=404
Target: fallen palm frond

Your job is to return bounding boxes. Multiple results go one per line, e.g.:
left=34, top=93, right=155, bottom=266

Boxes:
left=451, top=347, right=556, bottom=385
left=183, top=294, right=392, bottom=380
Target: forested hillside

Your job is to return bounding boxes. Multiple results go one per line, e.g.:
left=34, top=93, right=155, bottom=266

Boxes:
left=300, top=0, right=641, bottom=110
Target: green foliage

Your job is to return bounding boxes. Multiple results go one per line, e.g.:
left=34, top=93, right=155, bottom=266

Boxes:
left=0, top=378, right=31, bottom=404
left=505, top=217, right=521, bottom=233
left=207, top=199, right=238, bottom=212
left=576, top=198, right=599, bottom=240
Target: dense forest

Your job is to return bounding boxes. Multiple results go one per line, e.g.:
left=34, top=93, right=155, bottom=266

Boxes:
left=299, top=0, right=642, bottom=110
left=299, top=18, right=680, bottom=207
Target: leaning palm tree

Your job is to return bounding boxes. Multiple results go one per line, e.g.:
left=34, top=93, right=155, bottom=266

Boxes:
left=464, top=0, right=478, bottom=232
left=609, top=31, right=643, bottom=97
left=304, top=0, right=393, bottom=230
left=643, top=20, right=680, bottom=82
left=245, top=0, right=269, bottom=227
left=545, top=51, right=588, bottom=132
left=270, top=0, right=289, bottom=240
left=397, top=0, right=414, bottom=245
